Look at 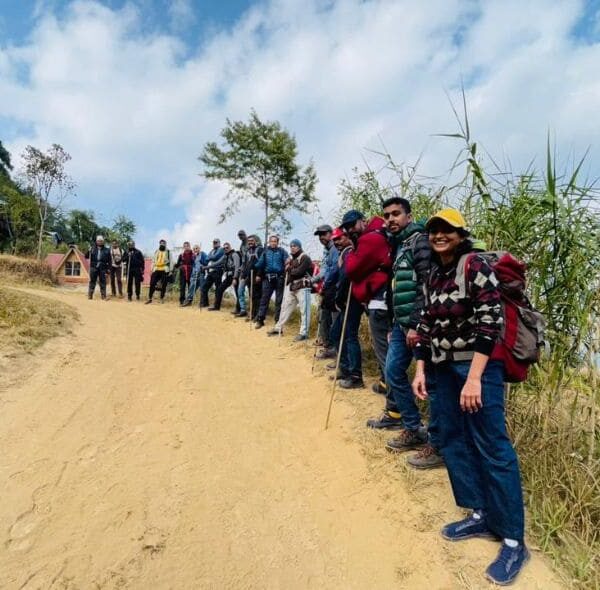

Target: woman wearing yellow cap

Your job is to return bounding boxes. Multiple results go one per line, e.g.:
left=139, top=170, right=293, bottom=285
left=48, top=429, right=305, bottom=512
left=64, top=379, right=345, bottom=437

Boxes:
left=412, top=208, right=528, bottom=586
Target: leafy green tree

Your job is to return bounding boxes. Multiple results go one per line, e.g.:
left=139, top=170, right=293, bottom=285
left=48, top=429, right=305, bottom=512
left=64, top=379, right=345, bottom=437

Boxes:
left=0, top=140, right=13, bottom=178
left=20, top=144, right=76, bottom=259
left=200, top=110, right=318, bottom=242
left=66, top=209, right=101, bottom=249
left=110, top=215, right=136, bottom=244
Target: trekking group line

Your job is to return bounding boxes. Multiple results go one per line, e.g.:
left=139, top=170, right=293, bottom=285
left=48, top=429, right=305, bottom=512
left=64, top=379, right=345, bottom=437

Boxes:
left=85, top=200, right=546, bottom=586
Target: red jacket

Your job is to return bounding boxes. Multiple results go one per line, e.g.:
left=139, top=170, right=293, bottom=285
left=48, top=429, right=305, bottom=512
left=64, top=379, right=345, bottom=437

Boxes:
left=345, top=216, right=392, bottom=304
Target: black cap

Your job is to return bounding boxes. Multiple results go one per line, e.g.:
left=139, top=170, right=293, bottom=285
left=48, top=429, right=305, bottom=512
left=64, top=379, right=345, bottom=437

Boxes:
left=313, top=224, right=333, bottom=235
left=340, top=209, right=365, bottom=229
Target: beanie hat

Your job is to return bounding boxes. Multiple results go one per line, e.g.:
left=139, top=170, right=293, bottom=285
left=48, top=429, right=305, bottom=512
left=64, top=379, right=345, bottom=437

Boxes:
left=290, top=239, right=302, bottom=248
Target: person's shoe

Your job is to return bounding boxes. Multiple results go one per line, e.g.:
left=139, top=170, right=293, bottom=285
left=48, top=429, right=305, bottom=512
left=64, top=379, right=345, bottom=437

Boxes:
left=485, top=542, right=530, bottom=586
left=386, top=428, right=427, bottom=453
left=145, top=299, right=152, bottom=305
left=160, top=299, right=165, bottom=304
left=181, top=300, right=191, bottom=307
left=127, top=296, right=132, bottom=302
left=366, top=411, right=404, bottom=430
left=371, top=380, right=387, bottom=395
left=294, top=334, right=307, bottom=342
left=328, top=370, right=350, bottom=381
left=136, top=296, right=140, bottom=301
left=254, top=320, right=265, bottom=329
left=339, top=376, right=365, bottom=389
left=267, top=328, right=281, bottom=336
left=236, top=311, right=248, bottom=318
left=326, top=361, right=337, bottom=370
left=316, top=348, right=337, bottom=360
left=88, top=294, right=93, bottom=300
left=441, top=514, right=500, bottom=542
left=207, top=307, right=219, bottom=311
left=407, top=444, right=445, bottom=469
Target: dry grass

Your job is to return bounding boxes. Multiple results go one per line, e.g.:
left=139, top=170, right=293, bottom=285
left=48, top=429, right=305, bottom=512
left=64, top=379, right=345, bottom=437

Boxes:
left=0, top=286, right=77, bottom=356
left=0, top=254, right=58, bottom=286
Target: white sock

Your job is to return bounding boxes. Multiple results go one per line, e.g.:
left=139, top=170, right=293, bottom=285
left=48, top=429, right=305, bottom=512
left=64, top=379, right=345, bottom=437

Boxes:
left=504, top=538, right=519, bottom=548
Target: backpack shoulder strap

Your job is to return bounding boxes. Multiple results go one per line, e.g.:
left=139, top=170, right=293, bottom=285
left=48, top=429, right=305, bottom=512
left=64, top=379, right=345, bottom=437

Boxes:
left=455, top=253, right=475, bottom=298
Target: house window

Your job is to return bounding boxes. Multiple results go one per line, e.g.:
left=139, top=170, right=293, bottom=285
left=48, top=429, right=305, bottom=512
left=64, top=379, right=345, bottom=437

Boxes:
left=65, top=261, right=81, bottom=276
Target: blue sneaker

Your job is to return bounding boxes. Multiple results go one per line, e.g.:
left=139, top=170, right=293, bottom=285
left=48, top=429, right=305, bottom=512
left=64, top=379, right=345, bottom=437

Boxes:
left=441, top=514, right=499, bottom=541
left=485, top=542, right=530, bottom=586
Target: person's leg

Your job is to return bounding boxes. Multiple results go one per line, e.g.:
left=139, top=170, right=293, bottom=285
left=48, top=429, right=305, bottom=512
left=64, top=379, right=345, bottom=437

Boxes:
left=425, top=362, right=441, bottom=450
left=273, top=286, right=297, bottom=332
left=257, top=278, right=275, bottom=321
left=201, top=273, right=214, bottom=307
left=237, top=279, right=247, bottom=313
left=110, top=269, right=117, bottom=296
left=127, top=272, right=133, bottom=300
left=299, top=288, right=311, bottom=337
left=436, top=362, right=487, bottom=511
left=368, top=309, right=390, bottom=382
left=99, top=270, right=107, bottom=299
left=158, top=271, right=168, bottom=300
left=274, top=275, right=285, bottom=322
left=318, top=307, right=332, bottom=346
left=455, top=361, right=525, bottom=542
left=213, top=276, right=232, bottom=309
left=179, top=270, right=187, bottom=304
left=134, top=273, right=141, bottom=299
left=148, top=271, right=159, bottom=300
left=88, top=268, right=98, bottom=298
left=117, top=269, right=123, bottom=296
left=343, top=297, right=363, bottom=379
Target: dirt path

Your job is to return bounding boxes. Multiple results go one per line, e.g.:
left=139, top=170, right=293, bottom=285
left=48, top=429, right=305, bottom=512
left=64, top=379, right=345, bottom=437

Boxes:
left=1, top=290, right=562, bottom=589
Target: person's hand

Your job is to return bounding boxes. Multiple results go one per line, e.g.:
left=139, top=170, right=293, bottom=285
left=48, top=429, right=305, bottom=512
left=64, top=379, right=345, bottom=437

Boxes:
left=406, top=329, right=419, bottom=348
left=233, top=279, right=238, bottom=288
left=460, top=378, right=483, bottom=413
left=387, top=331, right=392, bottom=344
left=256, top=276, right=262, bottom=283
left=412, top=370, right=428, bottom=400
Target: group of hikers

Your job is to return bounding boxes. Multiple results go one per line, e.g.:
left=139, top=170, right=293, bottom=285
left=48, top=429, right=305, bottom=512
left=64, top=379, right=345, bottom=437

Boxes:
left=85, top=200, right=531, bottom=585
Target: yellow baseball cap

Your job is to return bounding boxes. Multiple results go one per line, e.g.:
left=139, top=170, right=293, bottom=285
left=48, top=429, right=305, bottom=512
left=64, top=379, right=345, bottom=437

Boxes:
left=426, top=208, right=468, bottom=231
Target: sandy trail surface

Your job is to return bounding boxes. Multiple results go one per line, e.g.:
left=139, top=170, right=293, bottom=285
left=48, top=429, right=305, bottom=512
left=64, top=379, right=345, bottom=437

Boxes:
left=1, top=289, right=562, bottom=589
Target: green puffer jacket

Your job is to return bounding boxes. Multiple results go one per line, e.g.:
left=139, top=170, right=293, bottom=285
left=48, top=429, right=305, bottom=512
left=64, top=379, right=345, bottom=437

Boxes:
left=391, top=222, right=432, bottom=328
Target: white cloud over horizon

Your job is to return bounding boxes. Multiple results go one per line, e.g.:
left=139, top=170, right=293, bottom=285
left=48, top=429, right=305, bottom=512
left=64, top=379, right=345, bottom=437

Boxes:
left=1, top=0, right=599, bottom=255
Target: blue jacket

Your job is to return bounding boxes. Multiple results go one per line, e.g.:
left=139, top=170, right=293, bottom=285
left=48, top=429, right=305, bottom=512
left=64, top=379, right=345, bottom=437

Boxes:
left=255, top=247, right=288, bottom=274
left=319, top=241, right=339, bottom=287
left=206, top=247, right=225, bottom=270
left=192, top=252, right=208, bottom=273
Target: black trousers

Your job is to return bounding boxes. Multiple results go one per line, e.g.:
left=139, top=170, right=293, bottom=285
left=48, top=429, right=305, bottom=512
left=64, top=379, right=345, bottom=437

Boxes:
left=214, top=274, right=234, bottom=309
left=89, top=268, right=107, bottom=298
left=201, top=271, right=222, bottom=307
left=127, top=271, right=142, bottom=299
left=257, top=274, right=284, bottom=321
left=149, top=270, right=168, bottom=300
left=178, top=267, right=192, bottom=304
left=110, top=267, right=123, bottom=296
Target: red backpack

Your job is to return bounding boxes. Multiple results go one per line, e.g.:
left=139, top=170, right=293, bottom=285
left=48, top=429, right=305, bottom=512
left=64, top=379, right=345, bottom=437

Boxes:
left=456, top=252, right=546, bottom=383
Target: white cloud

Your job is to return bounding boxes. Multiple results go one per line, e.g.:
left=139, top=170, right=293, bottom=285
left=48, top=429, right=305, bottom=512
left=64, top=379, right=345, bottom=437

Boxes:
left=0, top=0, right=599, bottom=255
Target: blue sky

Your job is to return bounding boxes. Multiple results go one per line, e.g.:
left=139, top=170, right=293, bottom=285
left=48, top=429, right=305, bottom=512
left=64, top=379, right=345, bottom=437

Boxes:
left=1, top=0, right=600, bottom=254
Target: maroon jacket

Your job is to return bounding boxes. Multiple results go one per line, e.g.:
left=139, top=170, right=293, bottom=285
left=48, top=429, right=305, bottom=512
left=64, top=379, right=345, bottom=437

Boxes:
left=345, top=216, right=392, bottom=304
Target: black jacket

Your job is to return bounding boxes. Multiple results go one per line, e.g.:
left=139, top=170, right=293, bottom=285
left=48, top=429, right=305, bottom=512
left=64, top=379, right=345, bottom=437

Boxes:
left=286, top=251, right=312, bottom=290
left=241, top=246, right=264, bottom=280
left=123, top=248, right=145, bottom=276
left=86, top=246, right=112, bottom=272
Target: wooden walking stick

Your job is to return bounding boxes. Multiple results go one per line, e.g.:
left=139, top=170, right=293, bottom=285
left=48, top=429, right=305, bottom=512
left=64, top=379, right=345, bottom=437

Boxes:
left=249, top=270, right=255, bottom=328
left=278, top=272, right=290, bottom=346
left=325, top=284, right=353, bottom=430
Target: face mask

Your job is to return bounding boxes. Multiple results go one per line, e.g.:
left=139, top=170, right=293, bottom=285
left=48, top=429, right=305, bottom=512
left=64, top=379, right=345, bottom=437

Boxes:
left=159, top=245, right=166, bottom=251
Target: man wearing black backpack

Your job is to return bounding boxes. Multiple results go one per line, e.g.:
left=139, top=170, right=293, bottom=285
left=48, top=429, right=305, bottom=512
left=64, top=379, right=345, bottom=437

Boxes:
left=210, top=242, right=241, bottom=311
left=86, top=235, right=112, bottom=300
left=253, top=235, right=288, bottom=329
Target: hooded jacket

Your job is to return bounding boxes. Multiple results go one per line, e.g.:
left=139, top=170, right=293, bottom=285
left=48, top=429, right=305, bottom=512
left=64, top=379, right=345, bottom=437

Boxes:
left=345, top=216, right=392, bottom=304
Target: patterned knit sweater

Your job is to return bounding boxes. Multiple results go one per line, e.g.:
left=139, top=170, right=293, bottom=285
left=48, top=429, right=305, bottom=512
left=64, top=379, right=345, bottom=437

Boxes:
left=415, top=245, right=503, bottom=364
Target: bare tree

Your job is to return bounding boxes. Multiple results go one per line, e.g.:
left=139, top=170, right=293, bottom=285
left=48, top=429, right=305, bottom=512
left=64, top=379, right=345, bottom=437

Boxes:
left=20, top=144, right=75, bottom=259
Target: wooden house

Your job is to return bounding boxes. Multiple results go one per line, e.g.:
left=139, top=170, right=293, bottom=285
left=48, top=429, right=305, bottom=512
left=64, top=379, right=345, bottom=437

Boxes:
left=45, top=245, right=90, bottom=285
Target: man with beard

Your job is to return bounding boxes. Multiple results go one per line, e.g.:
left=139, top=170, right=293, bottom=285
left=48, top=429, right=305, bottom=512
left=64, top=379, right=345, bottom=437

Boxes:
left=234, top=235, right=263, bottom=319
left=254, top=235, right=288, bottom=329
left=123, top=240, right=145, bottom=301
left=201, top=238, right=225, bottom=308
left=146, top=239, right=171, bottom=304
left=86, top=235, right=112, bottom=300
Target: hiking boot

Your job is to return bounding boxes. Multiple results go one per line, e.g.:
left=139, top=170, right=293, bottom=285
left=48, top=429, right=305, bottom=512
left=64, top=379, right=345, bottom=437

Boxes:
left=254, top=320, right=265, bottom=329
left=294, top=334, right=307, bottom=342
left=371, top=380, right=387, bottom=395
left=267, top=328, right=281, bottom=336
left=127, top=296, right=132, bottom=302
left=407, top=444, right=445, bottom=469
left=181, top=300, right=191, bottom=307
left=208, top=306, right=219, bottom=311
left=145, top=299, right=152, bottom=305
left=339, top=376, right=365, bottom=389
left=366, top=411, right=404, bottom=430
left=386, top=428, right=427, bottom=453
left=328, top=369, right=350, bottom=381
left=326, top=361, right=337, bottom=370
left=486, top=542, right=530, bottom=585
left=441, top=513, right=500, bottom=542
left=316, top=348, right=336, bottom=360
left=236, top=311, right=248, bottom=318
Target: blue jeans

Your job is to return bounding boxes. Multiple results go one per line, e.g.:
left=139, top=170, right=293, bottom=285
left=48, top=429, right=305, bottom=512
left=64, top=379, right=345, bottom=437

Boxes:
left=186, top=270, right=205, bottom=303
left=237, top=279, right=247, bottom=312
left=436, top=360, right=524, bottom=541
left=338, top=297, right=363, bottom=378
left=385, top=324, right=439, bottom=449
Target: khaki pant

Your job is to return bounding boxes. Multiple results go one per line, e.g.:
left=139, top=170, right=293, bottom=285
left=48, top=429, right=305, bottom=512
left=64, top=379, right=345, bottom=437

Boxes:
left=274, top=287, right=311, bottom=336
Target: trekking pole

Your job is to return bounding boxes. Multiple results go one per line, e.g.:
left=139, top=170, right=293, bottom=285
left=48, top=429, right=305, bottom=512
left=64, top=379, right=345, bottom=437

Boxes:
left=325, top=285, right=353, bottom=430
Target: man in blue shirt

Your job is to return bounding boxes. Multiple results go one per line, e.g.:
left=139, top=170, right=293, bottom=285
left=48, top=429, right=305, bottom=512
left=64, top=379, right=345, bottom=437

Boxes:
left=254, top=235, right=288, bottom=329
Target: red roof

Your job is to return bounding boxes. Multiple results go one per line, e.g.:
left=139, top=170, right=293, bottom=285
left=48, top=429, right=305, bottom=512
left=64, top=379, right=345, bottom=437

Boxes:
left=45, top=247, right=91, bottom=273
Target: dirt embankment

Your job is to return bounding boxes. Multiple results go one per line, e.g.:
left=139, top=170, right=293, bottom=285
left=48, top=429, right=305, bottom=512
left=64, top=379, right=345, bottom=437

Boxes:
left=0, top=290, right=563, bottom=589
